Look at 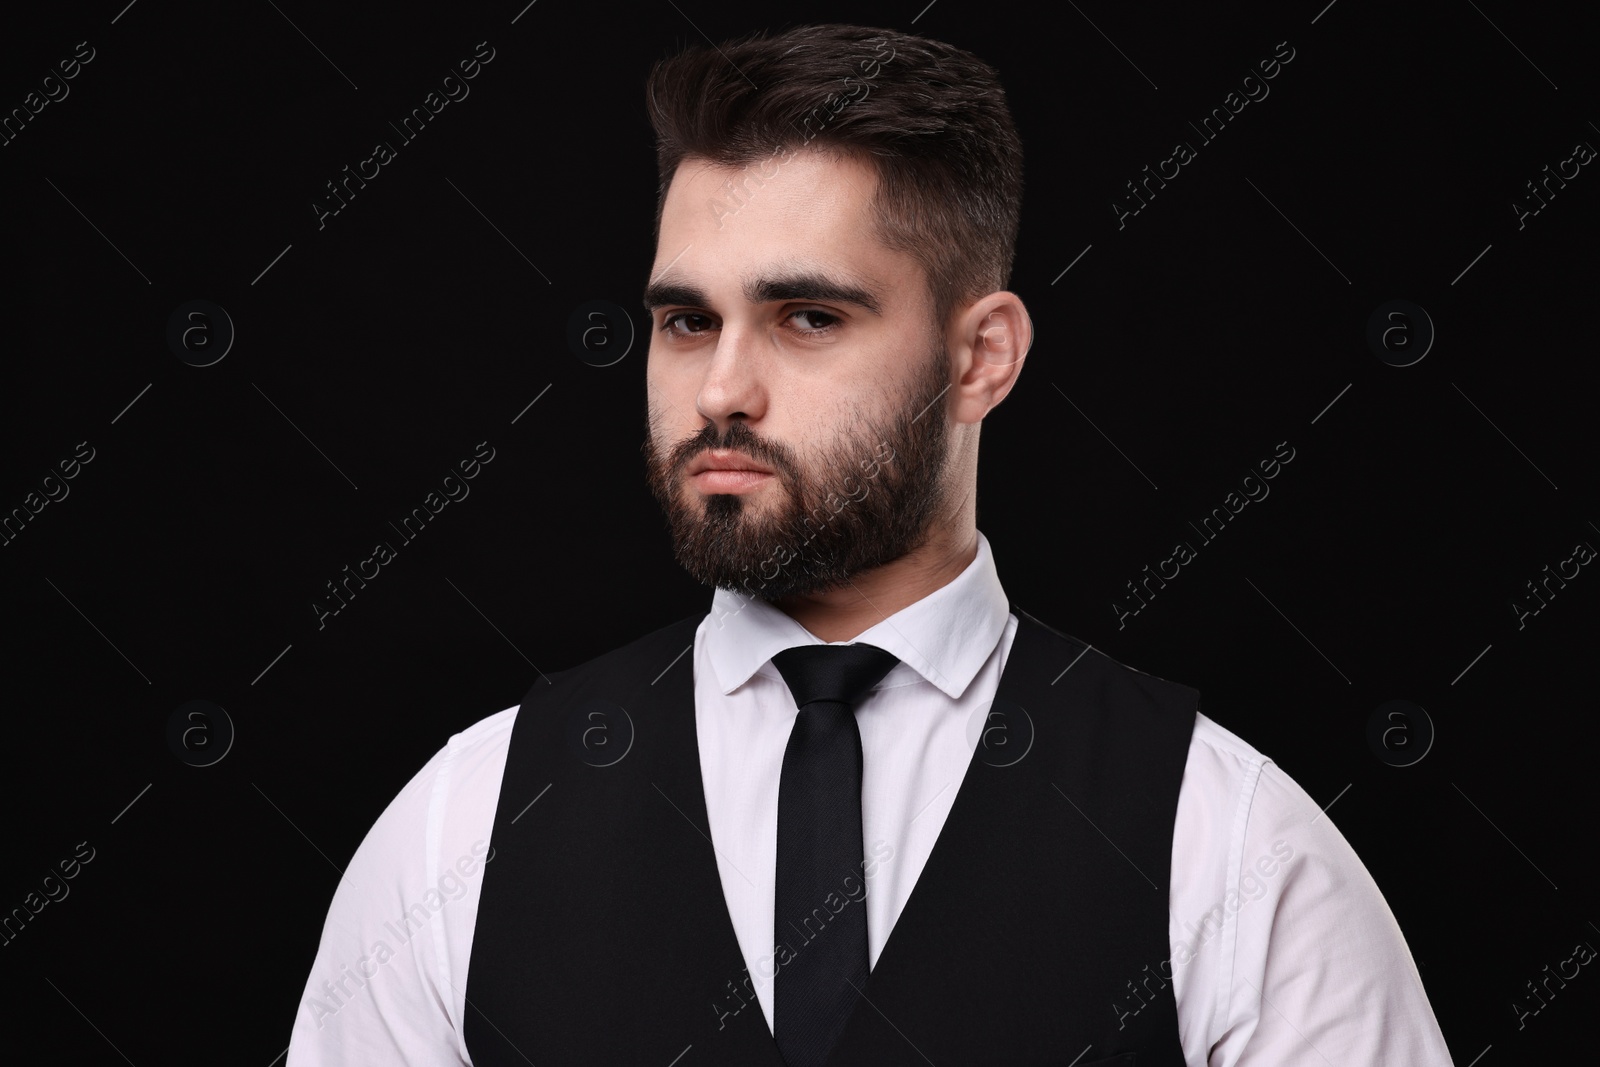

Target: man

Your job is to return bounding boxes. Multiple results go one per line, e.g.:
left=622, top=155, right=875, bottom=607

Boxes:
left=288, top=23, right=1454, bottom=1066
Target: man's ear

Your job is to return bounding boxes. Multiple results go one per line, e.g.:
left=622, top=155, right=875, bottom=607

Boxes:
left=949, top=292, right=1032, bottom=425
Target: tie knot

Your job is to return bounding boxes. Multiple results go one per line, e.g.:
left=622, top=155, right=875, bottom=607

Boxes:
left=770, top=642, right=900, bottom=710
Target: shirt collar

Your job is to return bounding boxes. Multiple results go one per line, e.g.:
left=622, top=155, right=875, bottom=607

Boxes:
left=702, top=530, right=1011, bottom=701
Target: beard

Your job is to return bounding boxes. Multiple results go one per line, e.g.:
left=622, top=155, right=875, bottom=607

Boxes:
left=642, top=334, right=953, bottom=603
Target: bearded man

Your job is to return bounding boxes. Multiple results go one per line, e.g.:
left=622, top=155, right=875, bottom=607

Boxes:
left=288, top=22, right=1453, bottom=1067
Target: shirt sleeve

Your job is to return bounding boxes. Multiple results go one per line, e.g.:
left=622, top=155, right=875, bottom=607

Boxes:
left=1205, top=756, right=1454, bottom=1065
left=285, top=707, right=516, bottom=1067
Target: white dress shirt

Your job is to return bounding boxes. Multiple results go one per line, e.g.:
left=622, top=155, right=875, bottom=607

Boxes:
left=287, top=530, right=1454, bottom=1065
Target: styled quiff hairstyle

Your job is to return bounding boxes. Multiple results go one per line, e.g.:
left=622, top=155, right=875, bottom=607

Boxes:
left=646, top=23, right=1024, bottom=328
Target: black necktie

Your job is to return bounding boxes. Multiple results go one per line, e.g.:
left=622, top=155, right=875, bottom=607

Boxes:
left=769, top=641, right=901, bottom=1067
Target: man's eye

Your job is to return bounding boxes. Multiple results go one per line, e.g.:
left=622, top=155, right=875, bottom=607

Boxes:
left=789, top=309, right=839, bottom=332
left=661, top=312, right=713, bottom=334
left=659, top=309, right=839, bottom=335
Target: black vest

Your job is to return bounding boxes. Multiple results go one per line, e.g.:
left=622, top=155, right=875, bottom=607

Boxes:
left=465, top=605, right=1196, bottom=1066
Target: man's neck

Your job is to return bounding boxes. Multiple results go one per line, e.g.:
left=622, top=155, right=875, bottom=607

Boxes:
left=769, top=527, right=979, bottom=643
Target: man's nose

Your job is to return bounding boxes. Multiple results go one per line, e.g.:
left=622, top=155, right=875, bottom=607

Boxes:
left=695, top=325, right=767, bottom=428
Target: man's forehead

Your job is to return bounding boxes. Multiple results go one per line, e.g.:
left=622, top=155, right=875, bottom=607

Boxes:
left=646, top=150, right=925, bottom=315
left=655, top=150, right=880, bottom=249
left=666, top=148, right=875, bottom=194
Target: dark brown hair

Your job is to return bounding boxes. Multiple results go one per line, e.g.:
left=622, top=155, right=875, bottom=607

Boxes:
left=645, top=23, right=1024, bottom=328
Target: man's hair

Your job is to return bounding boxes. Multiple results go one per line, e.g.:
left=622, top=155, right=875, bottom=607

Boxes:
left=645, top=23, right=1024, bottom=328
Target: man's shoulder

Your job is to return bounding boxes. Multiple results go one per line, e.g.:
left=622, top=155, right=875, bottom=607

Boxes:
left=1011, top=605, right=1203, bottom=738
left=440, top=702, right=521, bottom=762
left=1177, top=711, right=1347, bottom=849
left=522, top=611, right=705, bottom=695
left=1189, top=711, right=1273, bottom=772
left=1008, top=609, right=1293, bottom=802
left=1013, top=604, right=1197, bottom=692
left=379, top=703, right=520, bottom=821
left=435, top=611, right=706, bottom=760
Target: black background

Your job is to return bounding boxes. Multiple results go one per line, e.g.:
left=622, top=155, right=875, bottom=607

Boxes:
left=3, top=0, right=1595, bottom=1062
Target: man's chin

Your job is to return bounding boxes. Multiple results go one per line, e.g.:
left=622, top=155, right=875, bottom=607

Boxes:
left=666, top=527, right=833, bottom=600
left=715, top=570, right=850, bottom=604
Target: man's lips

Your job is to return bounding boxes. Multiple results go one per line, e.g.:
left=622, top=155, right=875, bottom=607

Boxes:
left=686, top=450, right=775, bottom=493
left=686, top=450, right=774, bottom=476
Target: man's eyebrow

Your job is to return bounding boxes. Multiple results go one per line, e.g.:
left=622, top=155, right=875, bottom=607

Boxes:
left=642, top=270, right=884, bottom=316
left=641, top=280, right=705, bottom=313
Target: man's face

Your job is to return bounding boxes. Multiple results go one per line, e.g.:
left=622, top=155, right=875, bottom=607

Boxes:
left=642, top=149, right=954, bottom=602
